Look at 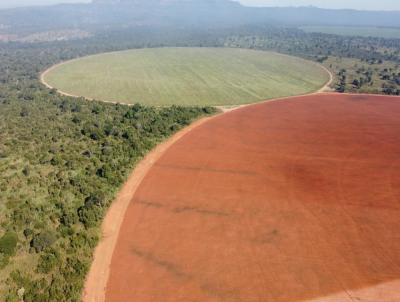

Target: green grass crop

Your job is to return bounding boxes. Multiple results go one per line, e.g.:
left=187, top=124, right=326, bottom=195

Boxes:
left=43, top=47, right=329, bottom=106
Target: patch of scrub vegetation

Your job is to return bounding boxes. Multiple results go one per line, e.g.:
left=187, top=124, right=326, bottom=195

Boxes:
left=43, top=47, right=329, bottom=106
left=322, top=56, right=400, bottom=94
left=0, top=232, right=18, bottom=267
left=300, top=26, right=400, bottom=39
left=0, top=97, right=214, bottom=301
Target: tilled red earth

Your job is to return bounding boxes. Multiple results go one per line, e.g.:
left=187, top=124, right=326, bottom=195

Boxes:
left=106, top=93, right=400, bottom=302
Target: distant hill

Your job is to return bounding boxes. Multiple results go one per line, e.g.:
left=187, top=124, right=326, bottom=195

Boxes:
left=1, top=0, right=400, bottom=35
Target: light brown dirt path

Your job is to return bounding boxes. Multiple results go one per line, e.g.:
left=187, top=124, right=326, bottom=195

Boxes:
left=105, top=93, right=400, bottom=302
left=81, top=116, right=215, bottom=302
left=317, top=64, right=334, bottom=93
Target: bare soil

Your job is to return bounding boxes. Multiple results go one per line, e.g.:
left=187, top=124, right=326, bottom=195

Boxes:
left=105, top=93, right=400, bottom=302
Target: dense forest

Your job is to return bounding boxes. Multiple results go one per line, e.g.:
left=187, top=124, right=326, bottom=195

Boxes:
left=0, top=23, right=400, bottom=301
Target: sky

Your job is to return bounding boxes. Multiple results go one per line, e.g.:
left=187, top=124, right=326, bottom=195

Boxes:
left=239, top=0, right=400, bottom=10
left=0, top=0, right=399, bottom=11
left=0, top=0, right=90, bottom=9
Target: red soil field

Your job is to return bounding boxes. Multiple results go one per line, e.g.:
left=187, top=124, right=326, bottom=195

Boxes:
left=105, top=93, right=400, bottom=302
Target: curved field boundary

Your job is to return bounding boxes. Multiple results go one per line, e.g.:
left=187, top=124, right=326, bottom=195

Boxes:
left=104, top=92, right=400, bottom=302
left=216, top=64, right=333, bottom=112
left=41, top=60, right=81, bottom=98
left=82, top=87, right=340, bottom=302
left=40, top=58, right=122, bottom=105
left=81, top=116, right=216, bottom=302
left=40, top=48, right=333, bottom=106
left=81, top=92, right=320, bottom=302
left=81, top=91, right=398, bottom=302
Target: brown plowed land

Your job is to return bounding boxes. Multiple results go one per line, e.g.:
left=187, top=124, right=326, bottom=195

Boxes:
left=106, top=93, right=400, bottom=302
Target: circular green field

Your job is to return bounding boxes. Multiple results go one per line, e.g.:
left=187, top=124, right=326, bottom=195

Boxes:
left=43, top=47, right=329, bottom=106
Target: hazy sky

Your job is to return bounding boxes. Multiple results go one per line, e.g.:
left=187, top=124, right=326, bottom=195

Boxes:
left=240, top=0, right=400, bottom=10
left=0, top=0, right=399, bottom=11
left=0, top=0, right=90, bottom=9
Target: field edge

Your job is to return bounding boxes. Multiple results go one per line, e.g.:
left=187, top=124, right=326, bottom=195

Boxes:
left=40, top=47, right=332, bottom=106
left=81, top=114, right=219, bottom=302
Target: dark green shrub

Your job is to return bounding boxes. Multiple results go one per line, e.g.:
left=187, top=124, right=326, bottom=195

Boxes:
left=60, top=211, right=79, bottom=227
left=84, top=193, right=106, bottom=208
left=0, top=232, right=18, bottom=256
left=0, top=253, right=10, bottom=269
left=31, top=231, right=57, bottom=253
left=23, top=228, right=33, bottom=238
left=37, top=250, right=60, bottom=273
left=78, top=206, right=102, bottom=228
left=20, top=107, right=29, bottom=117
left=22, top=166, right=30, bottom=176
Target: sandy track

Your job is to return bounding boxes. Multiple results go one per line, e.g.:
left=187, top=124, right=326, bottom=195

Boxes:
left=81, top=116, right=215, bottom=302
left=105, top=93, right=400, bottom=302
left=317, top=64, right=334, bottom=93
